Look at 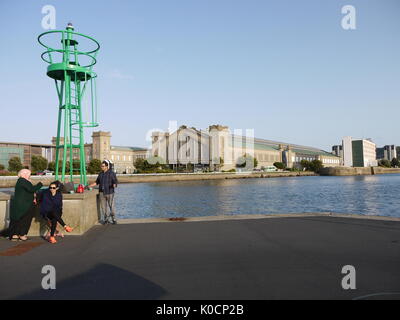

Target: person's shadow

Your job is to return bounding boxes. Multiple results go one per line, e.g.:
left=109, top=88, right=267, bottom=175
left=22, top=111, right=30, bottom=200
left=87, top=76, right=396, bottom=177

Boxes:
left=15, top=263, right=167, bottom=300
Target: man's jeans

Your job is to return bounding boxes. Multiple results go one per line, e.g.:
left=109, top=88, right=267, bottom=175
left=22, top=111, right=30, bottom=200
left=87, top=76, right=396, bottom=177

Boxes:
left=99, top=192, right=116, bottom=223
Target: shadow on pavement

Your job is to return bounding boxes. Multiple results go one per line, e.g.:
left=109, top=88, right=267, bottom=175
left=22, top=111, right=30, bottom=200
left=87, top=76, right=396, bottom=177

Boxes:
left=15, top=263, right=167, bottom=300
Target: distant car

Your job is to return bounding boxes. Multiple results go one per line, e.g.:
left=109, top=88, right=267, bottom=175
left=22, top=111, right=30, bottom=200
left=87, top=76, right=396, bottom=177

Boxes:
left=263, top=166, right=278, bottom=172
left=36, top=170, right=53, bottom=176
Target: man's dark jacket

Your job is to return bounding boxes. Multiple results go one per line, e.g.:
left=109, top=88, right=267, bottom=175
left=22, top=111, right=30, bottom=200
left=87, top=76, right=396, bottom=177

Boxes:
left=96, top=170, right=118, bottom=195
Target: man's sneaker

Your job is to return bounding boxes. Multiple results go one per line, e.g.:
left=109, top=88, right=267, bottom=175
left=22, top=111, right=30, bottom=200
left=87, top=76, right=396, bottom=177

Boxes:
left=111, top=219, right=117, bottom=225
left=64, top=226, right=73, bottom=233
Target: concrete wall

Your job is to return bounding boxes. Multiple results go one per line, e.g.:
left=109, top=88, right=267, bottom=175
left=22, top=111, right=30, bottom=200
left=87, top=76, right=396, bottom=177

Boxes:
left=0, top=190, right=100, bottom=237
left=319, top=166, right=400, bottom=176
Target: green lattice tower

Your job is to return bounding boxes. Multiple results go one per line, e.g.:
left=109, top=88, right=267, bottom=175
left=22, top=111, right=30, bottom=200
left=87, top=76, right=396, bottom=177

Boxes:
left=38, top=23, right=100, bottom=185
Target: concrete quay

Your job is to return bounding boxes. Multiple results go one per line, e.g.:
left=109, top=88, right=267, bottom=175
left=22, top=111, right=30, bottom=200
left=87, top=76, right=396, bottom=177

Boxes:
left=0, top=171, right=316, bottom=188
left=0, top=214, right=399, bottom=300
left=0, top=190, right=99, bottom=236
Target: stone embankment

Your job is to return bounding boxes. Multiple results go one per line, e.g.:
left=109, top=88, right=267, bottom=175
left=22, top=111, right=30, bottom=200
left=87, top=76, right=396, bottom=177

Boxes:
left=319, top=167, right=400, bottom=176
left=0, top=171, right=316, bottom=188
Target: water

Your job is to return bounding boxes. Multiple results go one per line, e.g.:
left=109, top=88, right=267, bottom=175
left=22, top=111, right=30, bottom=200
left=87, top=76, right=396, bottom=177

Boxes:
left=113, top=174, right=400, bottom=219
left=2, top=174, right=399, bottom=219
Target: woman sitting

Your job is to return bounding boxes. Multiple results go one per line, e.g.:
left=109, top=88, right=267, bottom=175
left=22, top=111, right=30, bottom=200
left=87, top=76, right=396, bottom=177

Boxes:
left=40, top=181, right=73, bottom=244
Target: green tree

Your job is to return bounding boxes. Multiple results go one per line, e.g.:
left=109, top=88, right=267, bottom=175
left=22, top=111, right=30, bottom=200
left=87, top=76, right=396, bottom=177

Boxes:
left=300, top=160, right=311, bottom=170
left=310, top=160, right=323, bottom=172
left=273, top=162, right=286, bottom=170
left=187, top=162, right=194, bottom=172
left=51, top=160, right=70, bottom=173
left=253, top=157, right=258, bottom=168
left=300, top=159, right=323, bottom=172
left=8, top=157, right=23, bottom=172
left=31, top=155, right=48, bottom=172
left=87, top=159, right=102, bottom=174
left=0, top=164, right=4, bottom=170
left=379, top=159, right=391, bottom=168
left=236, top=154, right=256, bottom=169
left=48, top=161, right=55, bottom=172
left=391, top=158, right=399, bottom=168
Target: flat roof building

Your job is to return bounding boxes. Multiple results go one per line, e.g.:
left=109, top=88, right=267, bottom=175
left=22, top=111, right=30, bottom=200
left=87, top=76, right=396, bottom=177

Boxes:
left=0, top=132, right=148, bottom=173
left=341, top=137, right=377, bottom=167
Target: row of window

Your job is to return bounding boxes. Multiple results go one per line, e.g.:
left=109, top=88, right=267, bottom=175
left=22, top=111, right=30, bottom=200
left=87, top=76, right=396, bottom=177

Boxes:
left=292, top=156, right=340, bottom=164
left=255, top=153, right=280, bottom=162
left=110, top=154, right=147, bottom=162
left=322, top=158, right=340, bottom=164
left=292, top=156, right=315, bottom=162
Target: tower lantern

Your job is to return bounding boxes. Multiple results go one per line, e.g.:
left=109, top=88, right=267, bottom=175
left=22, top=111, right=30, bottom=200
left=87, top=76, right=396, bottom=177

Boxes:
left=38, top=24, right=100, bottom=185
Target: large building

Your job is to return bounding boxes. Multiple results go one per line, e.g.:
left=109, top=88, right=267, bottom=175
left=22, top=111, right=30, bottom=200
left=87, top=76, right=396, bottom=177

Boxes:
left=151, top=124, right=340, bottom=171
left=332, top=145, right=344, bottom=165
left=376, top=145, right=397, bottom=161
left=91, top=131, right=148, bottom=173
left=341, top=136, right=377, bottom=167
left=0, top=131, right=148, bottom=173
left=0, top=141, right=55, bottom=170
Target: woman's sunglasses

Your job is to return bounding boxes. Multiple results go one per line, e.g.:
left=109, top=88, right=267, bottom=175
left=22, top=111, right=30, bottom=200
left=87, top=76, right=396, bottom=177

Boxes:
left=49, top=187, right=57, bottom=190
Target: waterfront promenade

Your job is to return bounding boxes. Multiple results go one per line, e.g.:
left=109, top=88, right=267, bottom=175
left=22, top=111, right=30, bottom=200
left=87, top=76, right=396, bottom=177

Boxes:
left=1, top=214, right=399, bottom=300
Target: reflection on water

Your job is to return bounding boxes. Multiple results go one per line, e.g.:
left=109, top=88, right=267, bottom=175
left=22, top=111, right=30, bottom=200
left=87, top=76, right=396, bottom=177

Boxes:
left=113, top=174, right=400, bottom=219
left=2, top=175, right=399, bottom=219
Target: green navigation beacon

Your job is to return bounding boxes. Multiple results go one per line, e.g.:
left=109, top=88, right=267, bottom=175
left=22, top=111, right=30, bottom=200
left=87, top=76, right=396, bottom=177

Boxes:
left=38, top=23, right=100, bottom=185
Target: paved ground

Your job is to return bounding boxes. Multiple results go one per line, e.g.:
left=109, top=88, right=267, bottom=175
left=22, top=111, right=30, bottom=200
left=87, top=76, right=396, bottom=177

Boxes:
left=0, top=216, right=399, bottom=300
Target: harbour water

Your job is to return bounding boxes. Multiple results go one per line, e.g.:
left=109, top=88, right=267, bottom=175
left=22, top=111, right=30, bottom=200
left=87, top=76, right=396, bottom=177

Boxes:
left=114, top=174, right=400, bottom=219
left=1, top=174, right=399, bottom=219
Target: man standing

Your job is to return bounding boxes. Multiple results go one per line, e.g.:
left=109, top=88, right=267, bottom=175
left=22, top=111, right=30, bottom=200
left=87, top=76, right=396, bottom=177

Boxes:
left=89, top=160, right=118, bottom=225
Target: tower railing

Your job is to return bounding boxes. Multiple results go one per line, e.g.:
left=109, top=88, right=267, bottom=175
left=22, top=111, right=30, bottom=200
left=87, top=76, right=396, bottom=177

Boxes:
left=38, top=24, right=100, bottom=185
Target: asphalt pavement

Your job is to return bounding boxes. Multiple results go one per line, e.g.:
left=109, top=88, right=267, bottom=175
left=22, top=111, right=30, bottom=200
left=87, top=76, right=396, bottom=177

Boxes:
left=0, top=215, right=399, bottom=300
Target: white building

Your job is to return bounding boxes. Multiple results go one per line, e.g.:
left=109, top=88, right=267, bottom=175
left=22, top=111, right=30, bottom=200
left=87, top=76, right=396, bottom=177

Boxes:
left=151, top=124, right=341, bottom=171
left=341, top=136, right=377, bottom=167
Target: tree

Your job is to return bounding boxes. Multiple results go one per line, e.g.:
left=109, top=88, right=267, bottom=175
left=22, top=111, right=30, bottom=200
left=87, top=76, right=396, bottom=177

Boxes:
left=300, top=160, right=310, bottom=171
left=87, top=159, right=102, bottom=174
left=379, top=159, right=391, bottom=168
left=236, top=154, right=257, bottom=170
left=187, top=162, right=194, bottom=172
left=253, top=157, right=258, bottom=168
left=391, top=158, right=399, bottom=168
left=300, top=159, right=323, bottom=172
left=0, top=164, right=4, bottom=171
left=72, top=160, right=81, bottom=173
left=310, top=160, right=323, bottom=172
left=31, top=155, right=48, bottom=172
left=8, top=157, right=23, bottom=172
left=273, top=162, right=286, bottom=170
left=48, top=161, right=55, bottom=172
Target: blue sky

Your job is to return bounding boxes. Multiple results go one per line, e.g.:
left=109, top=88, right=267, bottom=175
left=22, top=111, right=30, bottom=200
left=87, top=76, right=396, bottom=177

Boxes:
left=0, top=0, right=399, bottom=151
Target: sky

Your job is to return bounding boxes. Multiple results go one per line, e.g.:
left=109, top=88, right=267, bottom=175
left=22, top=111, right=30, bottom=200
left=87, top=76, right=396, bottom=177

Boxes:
left=0, top=0, right=399, bottom=151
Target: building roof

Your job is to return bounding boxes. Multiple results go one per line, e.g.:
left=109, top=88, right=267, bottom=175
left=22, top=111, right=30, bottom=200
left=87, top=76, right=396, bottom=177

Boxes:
left=229, top=135, right=339, bottom=158
left=111, top=146, right=148, bottom=152
left=0, top=141, right=54, bottom=148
